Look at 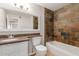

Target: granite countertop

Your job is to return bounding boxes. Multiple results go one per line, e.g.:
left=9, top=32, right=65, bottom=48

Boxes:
left=0, top=32, right=41, bottom=45
left=0, top=36, right=31, bottom=45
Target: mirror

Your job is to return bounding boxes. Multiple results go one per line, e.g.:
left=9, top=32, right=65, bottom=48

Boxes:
left=0, top=8, right=39, bottom=30
left=6, top=10, right=39, bottom=30
left=0, top=4, right=39, bottom=35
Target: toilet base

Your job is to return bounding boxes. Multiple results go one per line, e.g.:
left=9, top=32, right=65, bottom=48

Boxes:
left=35, top=45, right=47, bottom=56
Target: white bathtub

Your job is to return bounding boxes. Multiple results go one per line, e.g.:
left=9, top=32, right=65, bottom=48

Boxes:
left=46, top=41, right=79, bottom=56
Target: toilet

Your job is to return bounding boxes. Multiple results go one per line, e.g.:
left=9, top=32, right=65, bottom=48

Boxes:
left=32, top=37, right=47, bottom=56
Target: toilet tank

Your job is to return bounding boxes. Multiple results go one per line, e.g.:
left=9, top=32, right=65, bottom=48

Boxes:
left=32, top=37, right=42, bottom=46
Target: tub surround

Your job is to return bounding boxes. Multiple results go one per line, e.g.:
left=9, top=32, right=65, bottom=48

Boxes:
left=44, top=8, right=54, bottom=45
left=46, top=41, right=79, bottom=56
left=54, top=3, right=79, bottom=47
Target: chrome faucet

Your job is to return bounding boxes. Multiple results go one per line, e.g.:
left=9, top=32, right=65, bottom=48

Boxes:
left=8, top=34, right=14, bottom=39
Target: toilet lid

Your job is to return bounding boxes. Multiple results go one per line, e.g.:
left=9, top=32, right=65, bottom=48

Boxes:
left=35, top=45, right=47, bottom=51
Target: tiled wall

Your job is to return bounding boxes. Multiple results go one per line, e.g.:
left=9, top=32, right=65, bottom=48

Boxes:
left=54, top=3, right=79, bottom=47
left=44, top=8, right=54, bottom=44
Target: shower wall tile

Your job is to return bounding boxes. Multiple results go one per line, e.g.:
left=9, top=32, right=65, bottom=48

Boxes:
left=44, top=8, right=54, bottom=44
left=54, top=3, right=79, bottom=47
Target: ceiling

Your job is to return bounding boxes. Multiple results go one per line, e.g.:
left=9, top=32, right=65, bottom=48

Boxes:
left=37, top=3, right=69, bottom=11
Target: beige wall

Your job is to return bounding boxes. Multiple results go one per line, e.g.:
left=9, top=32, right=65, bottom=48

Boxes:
left=28, top=3, right=45, bottom=43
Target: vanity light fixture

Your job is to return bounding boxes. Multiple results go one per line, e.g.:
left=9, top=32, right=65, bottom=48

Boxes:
left=13, top=3, right=29, bottom=11
left=19, top=5, right=23, bottom=9
left=14, top=3, right=17, bottom=7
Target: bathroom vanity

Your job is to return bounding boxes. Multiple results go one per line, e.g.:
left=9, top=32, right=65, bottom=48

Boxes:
left=0, top=33, right=41, bottom=56
left=0, top=37, right=30, bottom=56
left=0, top=3, right=41, bottom=56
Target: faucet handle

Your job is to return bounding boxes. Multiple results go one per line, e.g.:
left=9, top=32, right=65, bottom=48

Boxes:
left=8, top=34, right=14, bottom=39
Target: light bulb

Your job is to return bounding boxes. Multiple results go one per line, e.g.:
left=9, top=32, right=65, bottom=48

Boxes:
left=10, top=3, right=30, bottom=11
left=19, top=5, right=23, bottom=9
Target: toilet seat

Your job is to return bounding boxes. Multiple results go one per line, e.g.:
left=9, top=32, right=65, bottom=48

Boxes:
left=35, top=45, right=47, bottom=51
left=32, top=37, right=47, bottom=55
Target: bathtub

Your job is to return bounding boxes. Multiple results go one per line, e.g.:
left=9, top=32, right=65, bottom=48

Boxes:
left=46, top=41, right=79, bottom=56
